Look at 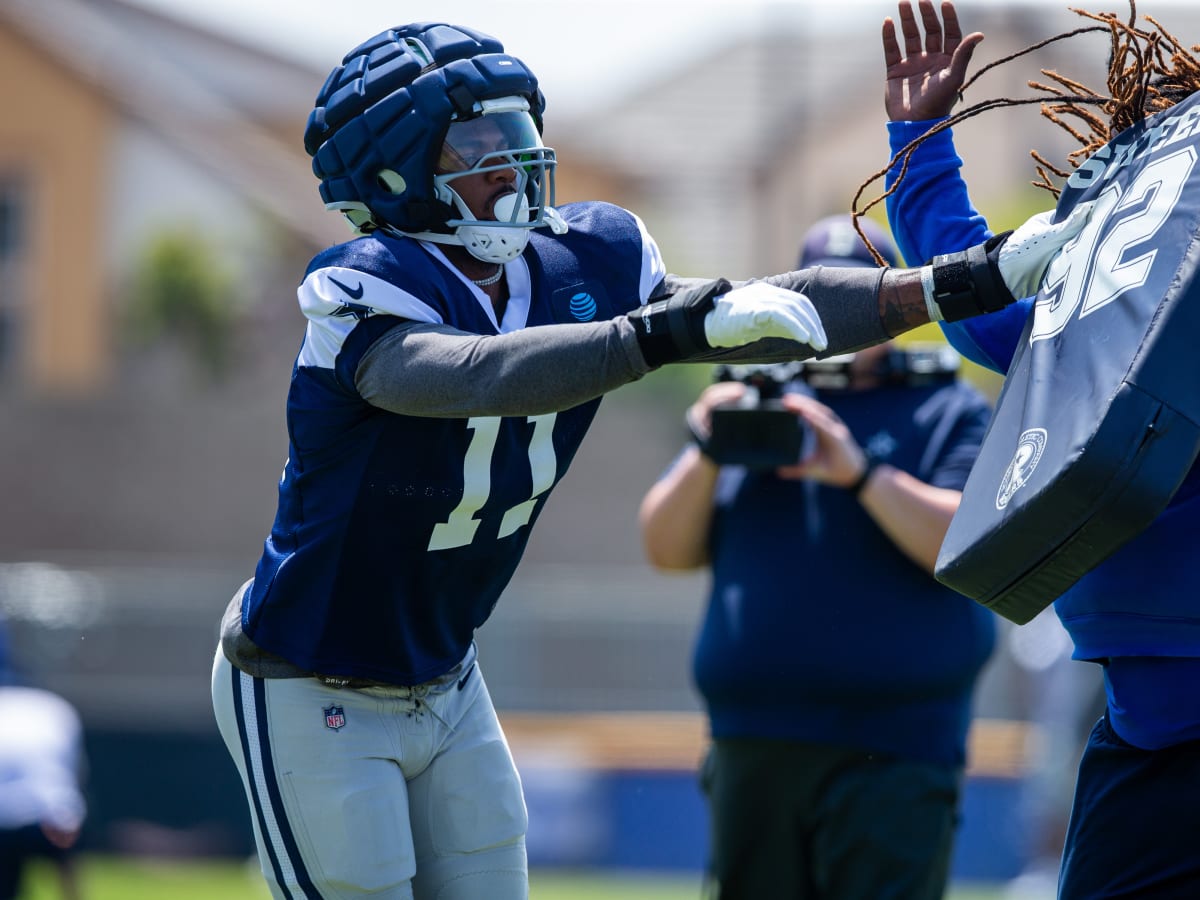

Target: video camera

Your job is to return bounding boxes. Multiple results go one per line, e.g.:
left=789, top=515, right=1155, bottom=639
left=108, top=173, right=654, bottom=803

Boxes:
left=698, top=345, right=960, bottom=468
left=699, top=362, right=811, bottom=469
left=795, top=344, right=961, bottom=390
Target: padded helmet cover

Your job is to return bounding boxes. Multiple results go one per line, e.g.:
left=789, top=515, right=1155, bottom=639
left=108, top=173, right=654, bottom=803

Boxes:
left=303, top=23, right=546, bottom=233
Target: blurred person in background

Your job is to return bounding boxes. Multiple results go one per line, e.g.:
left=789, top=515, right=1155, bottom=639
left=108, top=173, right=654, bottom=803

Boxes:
left=638, top=216, right=996, bottom=900
left=0, top=626, right=87, bottom=900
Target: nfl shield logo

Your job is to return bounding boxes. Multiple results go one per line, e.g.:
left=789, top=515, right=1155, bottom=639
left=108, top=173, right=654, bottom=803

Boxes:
left=323, top=705, right=346, bottom=731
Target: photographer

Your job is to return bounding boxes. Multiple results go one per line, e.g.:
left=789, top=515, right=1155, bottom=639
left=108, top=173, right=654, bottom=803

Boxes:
left=638, top=216, right=996, bottom=900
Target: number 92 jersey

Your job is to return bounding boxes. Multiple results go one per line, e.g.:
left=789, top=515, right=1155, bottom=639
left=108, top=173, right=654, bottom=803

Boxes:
left=936, top=90, right=1200, bottom=625
left=240, top=201, right=663, bottom=685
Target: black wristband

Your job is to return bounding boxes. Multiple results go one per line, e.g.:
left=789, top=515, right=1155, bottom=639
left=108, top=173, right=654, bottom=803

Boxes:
left=848, top=457, right=879, bottom=497
left=629, top=296, right=706, bottom=368
left=627, top=277, right=729, bottom=367
left=928, top=231, right=1014, bottom=322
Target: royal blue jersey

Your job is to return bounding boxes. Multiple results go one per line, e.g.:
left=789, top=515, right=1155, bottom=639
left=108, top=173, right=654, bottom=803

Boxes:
left=694, top=381, right=996, bottom=766
left=240, top=201, right=663, bottom=684
left=886, top=116, right=1200, bottom=748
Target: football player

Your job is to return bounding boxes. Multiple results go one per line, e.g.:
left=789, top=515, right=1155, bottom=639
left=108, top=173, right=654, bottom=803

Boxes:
left=881, top=2, right=1200, bottom=896
left=210, top=21, right=1086, bottom=899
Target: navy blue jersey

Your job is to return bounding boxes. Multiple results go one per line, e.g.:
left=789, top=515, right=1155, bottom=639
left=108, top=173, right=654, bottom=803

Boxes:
left=241, top=201, right=664, bottom=684
left=694, top=381, right=996, bottom=767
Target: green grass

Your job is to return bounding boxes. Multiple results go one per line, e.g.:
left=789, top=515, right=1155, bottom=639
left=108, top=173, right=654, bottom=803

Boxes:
left=18, top=856, right=1007, bottom=899
left=19, top=855, right=270, bottom=900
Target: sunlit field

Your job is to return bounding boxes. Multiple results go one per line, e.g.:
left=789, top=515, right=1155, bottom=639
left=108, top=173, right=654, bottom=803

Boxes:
left=18, top=856, right=1009, bottom=899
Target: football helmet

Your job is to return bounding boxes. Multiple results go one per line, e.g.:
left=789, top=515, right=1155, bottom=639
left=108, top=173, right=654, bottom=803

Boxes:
left=303, top=23, right=565, bottom=262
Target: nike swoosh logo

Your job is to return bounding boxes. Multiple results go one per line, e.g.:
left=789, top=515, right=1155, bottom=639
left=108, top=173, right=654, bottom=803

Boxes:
left=457, top=663, right=476, bottom=691
left=328, top=275, right=365, bottom=300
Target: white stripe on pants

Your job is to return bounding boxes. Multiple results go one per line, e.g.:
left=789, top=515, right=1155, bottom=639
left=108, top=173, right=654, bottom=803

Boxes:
left=211, top=648, right=528, bottom=899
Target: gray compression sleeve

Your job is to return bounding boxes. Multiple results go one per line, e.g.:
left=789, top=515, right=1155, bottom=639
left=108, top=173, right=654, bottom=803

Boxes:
left=659, top=266, right=891, bottom=363
left=357, top=266, right=889, bottom=417
left=355, top=318, right=652, bottom=417
left=757, top=266, right=890, bottom=355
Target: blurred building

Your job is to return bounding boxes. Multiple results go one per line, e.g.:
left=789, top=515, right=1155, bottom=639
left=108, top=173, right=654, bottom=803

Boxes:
left=554, top=5, right=1118, bottom=279
left=0, top=0, right=348, bottom=394
left=0, top=0, right=1149, bottom=395
left=0, top=0, right=1117, bottom=561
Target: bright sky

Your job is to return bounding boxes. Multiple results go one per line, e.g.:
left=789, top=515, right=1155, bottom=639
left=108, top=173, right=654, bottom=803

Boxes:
left=122, top=0, right=895, bottom=109
left=127, top=0, right=1200, bottom=112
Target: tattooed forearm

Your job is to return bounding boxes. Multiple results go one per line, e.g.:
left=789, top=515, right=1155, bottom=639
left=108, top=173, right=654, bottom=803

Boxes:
left=879, top=270, right=934, bottom=337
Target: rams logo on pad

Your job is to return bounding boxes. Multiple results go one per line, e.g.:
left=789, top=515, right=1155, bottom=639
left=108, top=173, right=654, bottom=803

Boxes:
left=995, top=428, right=1047, bottom=511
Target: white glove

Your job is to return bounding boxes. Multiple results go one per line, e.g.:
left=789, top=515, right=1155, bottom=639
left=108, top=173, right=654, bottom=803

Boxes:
left=703, top=282, right=829, bottom=352
left=997, top=200, right=1096, bottom=300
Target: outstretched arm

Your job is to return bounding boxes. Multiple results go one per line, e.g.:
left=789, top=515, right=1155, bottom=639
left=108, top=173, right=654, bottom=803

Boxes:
left=356, top=211, right=1088, bottom=417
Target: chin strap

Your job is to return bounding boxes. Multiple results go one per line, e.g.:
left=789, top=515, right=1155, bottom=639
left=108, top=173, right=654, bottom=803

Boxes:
left=540, top=206, right=569, bottom=235
left=405, top=194, right=570, bottom=263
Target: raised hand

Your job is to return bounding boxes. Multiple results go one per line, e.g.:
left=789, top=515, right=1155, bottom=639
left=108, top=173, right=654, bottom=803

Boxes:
left=882, top=0, right=983, bottom=121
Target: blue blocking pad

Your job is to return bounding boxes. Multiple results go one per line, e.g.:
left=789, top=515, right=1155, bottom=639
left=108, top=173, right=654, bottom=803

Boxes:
left=936, top=93, right=1200, bottom=624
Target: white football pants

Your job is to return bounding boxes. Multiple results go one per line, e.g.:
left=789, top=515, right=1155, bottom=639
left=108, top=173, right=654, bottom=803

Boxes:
left=211, top=647, right=528, bottom=900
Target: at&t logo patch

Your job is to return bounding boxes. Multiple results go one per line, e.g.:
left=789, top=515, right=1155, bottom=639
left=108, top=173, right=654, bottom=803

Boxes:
left=569, top=291, right=598, bottom=322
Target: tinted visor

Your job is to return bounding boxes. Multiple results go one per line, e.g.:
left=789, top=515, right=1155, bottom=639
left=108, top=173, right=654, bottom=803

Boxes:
left=438, top=111, right=543, bottom=173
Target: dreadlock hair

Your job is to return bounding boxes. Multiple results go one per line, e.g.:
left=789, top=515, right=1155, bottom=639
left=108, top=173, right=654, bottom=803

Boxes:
left=851, top=0, right=1200, bottom=265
